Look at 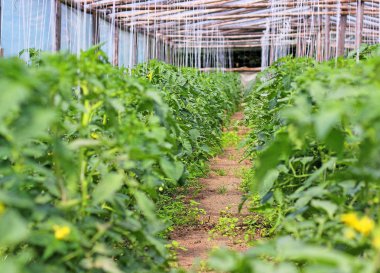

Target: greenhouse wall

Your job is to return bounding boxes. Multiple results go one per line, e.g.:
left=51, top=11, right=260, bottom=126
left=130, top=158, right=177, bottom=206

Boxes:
left=0, top=0, right=146, bottom=66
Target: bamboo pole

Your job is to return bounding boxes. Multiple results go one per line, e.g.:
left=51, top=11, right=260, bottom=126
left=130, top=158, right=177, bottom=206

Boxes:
left=54, top=0, right=62, bottom=52
left=355, top=0, right=365, bottom=61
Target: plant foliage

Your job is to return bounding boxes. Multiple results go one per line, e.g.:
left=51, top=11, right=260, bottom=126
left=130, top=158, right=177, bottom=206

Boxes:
left=0, top=49, right=240, bottom=273
left=209, top=51, right=380, bottom=272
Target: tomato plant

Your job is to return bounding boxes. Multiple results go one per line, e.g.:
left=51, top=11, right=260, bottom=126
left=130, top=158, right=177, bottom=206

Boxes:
left=0, top=49, right=240, bottom=273
left=208, top=48, right=380, bottom=273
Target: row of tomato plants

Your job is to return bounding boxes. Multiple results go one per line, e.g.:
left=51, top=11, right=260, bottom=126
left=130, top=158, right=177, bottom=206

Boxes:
left=0, top=48, right=240, bottom=273
left=208, top=46, right=380, bottom=272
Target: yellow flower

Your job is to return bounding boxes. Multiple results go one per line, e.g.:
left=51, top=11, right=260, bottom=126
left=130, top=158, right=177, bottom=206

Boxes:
left=0, top=202, right=5, bottom=215
left=354, top=216, right=375, bottom=236
left=341, top=213, right=375, bottom=236
left=90, top=132, right=99, bottom=139
left=53, top=225, right=71, bottom=240
left=147, top=72, right=153, bottom=81
left=344, top=228, right=356, bottom=240
left=341, top=213, right=359, bottom=226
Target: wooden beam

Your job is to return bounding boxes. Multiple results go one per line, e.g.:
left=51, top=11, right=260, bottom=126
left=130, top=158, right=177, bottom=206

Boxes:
left=88, top=0, right=366, bottom=10
left=54, top=0, right=62, bottom=51
left=337, top=13, right=348, bottom=56
left=118, top=10, right=380, bottom=22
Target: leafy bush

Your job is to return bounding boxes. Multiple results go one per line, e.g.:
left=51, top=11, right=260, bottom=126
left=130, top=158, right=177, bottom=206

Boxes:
left=134, top=60, right=241, bottom=178
left=0, top=50, right=240, bottom=273
left=208, top=54, right=380, bottom=272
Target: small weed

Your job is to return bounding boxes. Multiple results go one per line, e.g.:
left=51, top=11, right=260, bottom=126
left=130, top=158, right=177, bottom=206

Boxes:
left=233, top=166, right=250, bottom=179
left=187, top=160, right=211, bottom=179
left=217, top=186, right=228, bottom=195
left=209, top=206, right=271, bottom=244
left=209, top=208, right=240, bottom=239
left=240, top=168, right=254, bottom=193
left=198, top=259, right=212, bottom=272
left=213, top=168, right=227, bottom=176
left=166, top=240, right=187, bottom=268
left=210, top=216, right=239, bottom=238
left=222, top=131, right=240, bottom=148
left=157, top=196, right=206, bottom=238
left=182, top=178, right=203, bottom=197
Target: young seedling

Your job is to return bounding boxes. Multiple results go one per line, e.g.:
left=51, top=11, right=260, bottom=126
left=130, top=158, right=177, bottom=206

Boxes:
left=217, top=185, right=228, bottom=195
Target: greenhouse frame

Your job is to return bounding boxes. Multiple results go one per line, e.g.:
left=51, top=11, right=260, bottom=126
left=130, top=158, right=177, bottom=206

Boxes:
left=1, top=0, right=380, bottom=69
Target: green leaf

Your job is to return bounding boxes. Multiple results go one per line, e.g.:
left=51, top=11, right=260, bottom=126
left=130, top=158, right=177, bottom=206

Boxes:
left=159, top=158, right=184, bottom=182
left=258, top=169, right=279, bottom=198
left=0, top=210, right=29, bottom=246
left=311, top=199, right=338, bottom=219
left=314, top=108, right=340, bottom=139
left=92, top=173, right=123, bottom=205
left=134, top=191, right=156, bottom=221
left=0, top=259, right=21, bottom=273
left=189, top=129, right=200, bottom=141
left=0, top=83, right=29, bottom=120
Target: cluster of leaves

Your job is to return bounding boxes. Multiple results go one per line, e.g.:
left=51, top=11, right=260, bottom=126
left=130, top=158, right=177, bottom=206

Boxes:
left=347, top=43, right=380, bottom=60
left=134, top=60, right=241, bottom=178
left=133, top=61, right=241, bottom=239
left=0, top=49, right=239, bottom=273
left=208, top=52, right=380, bottom=272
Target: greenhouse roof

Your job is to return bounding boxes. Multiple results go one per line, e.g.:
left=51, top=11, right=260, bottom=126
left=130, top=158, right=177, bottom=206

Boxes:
left=69, top=0, right=380, bottom=50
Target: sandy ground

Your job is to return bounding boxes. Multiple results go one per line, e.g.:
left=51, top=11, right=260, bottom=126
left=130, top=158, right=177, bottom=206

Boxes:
left=170, top=112, right=252, bottom=271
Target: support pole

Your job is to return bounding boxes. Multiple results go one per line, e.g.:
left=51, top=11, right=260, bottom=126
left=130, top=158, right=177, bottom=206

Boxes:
left=316, top=14, right=322, bottom=61
left=316, top=31, right=322, bottom=61
left=269, top=43, right=275, bottom=65
left=324, top=12, right=331, bottom=60
left=92, top=11, right=100, bottom=45
left=337, top=13, right=347, bottom=57
left=295, top=18, right=302, bottom=57
left=355, top=0, right=364, bottom=61
left=54, top=0, right=62, bottom=52
left=296, top=36, right=301, bottom=57
left=113, top=23, right=119, bottom=66
left=133, top=33, right=138, bottom=66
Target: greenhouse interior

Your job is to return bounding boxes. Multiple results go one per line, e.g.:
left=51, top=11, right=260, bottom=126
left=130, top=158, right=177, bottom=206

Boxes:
left=1, top=1, right=380, bottom=273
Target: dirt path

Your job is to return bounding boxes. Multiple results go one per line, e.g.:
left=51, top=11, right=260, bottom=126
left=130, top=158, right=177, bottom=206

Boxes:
left=171, top=112, right=252, bottom=271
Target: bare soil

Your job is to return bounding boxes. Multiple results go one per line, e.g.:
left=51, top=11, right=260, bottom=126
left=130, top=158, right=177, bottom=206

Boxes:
left=170, top=112, right=252, bottom=271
